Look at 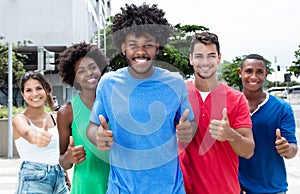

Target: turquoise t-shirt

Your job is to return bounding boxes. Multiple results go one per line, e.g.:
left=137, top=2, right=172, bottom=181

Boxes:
left=71, top=95, right=110, bottom=194
left=90, top=66, right=194, bottom=193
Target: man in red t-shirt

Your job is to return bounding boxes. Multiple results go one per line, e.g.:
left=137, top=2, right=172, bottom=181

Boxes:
left=179, top=32, right=254, bottom=194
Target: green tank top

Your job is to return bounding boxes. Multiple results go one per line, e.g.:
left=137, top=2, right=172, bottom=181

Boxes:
left=70, top=94, right=110, bottom=194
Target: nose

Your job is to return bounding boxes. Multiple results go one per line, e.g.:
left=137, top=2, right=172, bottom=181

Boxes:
left=87, top=68, right=93, bottom=75
left=135, top=45, right=148, bottom=53
left=32, top=89, right=40, bottom=96
left=250, top=72, right=256, bottom=78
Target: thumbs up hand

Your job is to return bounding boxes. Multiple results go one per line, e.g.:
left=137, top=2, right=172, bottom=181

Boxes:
left=95, top=115, right=113, bottom=150
left=275, top=129, right=290, bottom=157
left=176, top=109, right=195, bottom=143
left=35, top=119, right=52, bottom=147
left=65, top=136, right=86, bottom=164
left=209, top=108, right=234, bottom=142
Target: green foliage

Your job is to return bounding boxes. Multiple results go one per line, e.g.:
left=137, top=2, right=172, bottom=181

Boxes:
left=288, top=45, right=300, bottom=77
left=156, top=45, right=190, bottom=78
left=0, top=36, right=27, bottom=106
left=0, top=106, right=52, bottom=118
left=220, top=56, right=274, bottom=91
left=221, top=57, right=243, bottom=90
left=0, top=106, right=25, bottom=118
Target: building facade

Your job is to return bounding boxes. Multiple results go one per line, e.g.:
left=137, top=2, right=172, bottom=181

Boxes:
left=0, top=0, right=111, bottom=106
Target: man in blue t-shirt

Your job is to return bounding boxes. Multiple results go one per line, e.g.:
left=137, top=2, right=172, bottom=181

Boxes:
left=238, top=54, right=298, bottom=194
left=86, top=3, right=196, bottom=193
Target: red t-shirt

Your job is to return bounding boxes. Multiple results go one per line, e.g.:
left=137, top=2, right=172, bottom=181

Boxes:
left=179, top=81, right=252, bottom=194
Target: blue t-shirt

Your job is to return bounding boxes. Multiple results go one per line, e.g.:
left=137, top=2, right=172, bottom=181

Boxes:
left=239, top=94, right=297, bottom=193
left=90, top=67, right=194, bottom=193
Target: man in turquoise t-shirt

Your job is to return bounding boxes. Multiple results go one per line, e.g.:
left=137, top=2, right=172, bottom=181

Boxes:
left=86, top=3, right=196, bottom=194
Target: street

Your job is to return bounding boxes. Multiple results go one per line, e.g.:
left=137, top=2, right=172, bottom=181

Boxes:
left=1, top=105, right=300, bottom=193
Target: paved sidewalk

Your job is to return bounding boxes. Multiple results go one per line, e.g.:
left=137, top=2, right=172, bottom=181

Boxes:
left=0, top=152, right=300, bottom=193
left=0, top=158, right=73, bottom=194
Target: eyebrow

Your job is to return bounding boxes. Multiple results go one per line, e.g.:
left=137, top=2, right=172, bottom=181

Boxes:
left=126, top=39, right=155, bottom=43
left=77, top=62, right=96, bottom=69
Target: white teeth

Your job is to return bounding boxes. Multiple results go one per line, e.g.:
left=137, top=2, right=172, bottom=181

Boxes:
left=201, top=67, right=209, bottom=70
left=135, top=59, right=147, bottom=63
left=249, top=82, right=258, bottom=85
left=87, top=78, right=97, bottom=83
left=31, top=98, right=40, bottom=102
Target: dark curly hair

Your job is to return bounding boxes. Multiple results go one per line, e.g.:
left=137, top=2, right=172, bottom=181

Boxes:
left=57, top=42, right=108, bottom=90
left=111, top=3, right=173, bottom=51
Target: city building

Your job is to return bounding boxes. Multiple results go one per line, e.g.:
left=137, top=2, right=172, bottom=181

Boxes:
left=0, top=0, right=111, bottom=106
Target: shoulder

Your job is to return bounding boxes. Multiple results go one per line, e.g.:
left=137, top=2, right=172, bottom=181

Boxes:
left=223, top=84, right=240, bottom=93
left=268, top=94, right=293, bottom=111
left=13, top=113, right=29, bottom=125
left=99, top=68, right=127, bottom=84
left=156, top=67, right=184, bottom=79
left=57, top=102, right=73, bottom=121
left=219, top=83, right=245, bottom=98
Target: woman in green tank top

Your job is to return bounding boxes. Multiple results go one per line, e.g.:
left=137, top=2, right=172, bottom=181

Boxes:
left=56, top=42, right=109, bottom=194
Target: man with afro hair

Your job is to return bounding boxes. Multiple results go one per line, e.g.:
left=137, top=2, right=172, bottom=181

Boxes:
left=87, top=3, right=196, bottom=194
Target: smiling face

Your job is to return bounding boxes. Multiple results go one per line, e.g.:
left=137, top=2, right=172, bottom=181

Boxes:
left=121, top=33, right=159, bottom=78
left=74, top=57, right=101, bottom=91
left=190, top=42, right=221, bottom=80
left=22, top=78, right=47, bottom=108
left=239, top=59, right=268, bottom=92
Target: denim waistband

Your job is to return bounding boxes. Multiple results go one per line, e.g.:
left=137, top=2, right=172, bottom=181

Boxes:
left=21, top=161, right=63, bottom=173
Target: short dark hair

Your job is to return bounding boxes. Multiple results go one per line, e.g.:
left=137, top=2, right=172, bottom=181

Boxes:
left=20, top=71, right=55, bottom=111
left=241, top=54, right=267, bottom=69
left=111, top=3, right=173, bottom=51
left=190, top=32, right=220, bottom=55
left=57, top=42, right=107, bottom=90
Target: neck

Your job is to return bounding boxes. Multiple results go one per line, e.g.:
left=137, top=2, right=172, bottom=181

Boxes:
left=80, top=89, right=96, bottom=110
left=243, top=89, right=265, bottom=101
left=128, top=65, right=154, bottom=79
left=194, top=76, right=219, bottom=92
left=23, top=107, right=47, bottom=119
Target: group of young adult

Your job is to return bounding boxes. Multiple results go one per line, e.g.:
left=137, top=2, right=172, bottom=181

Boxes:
left=12, top=2, right=297, bottom=194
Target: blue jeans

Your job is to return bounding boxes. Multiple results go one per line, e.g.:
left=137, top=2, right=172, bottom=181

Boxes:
left=16, top=161, right=69, bottom=194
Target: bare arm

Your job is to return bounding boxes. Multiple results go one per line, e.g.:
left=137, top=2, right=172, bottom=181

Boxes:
left=13, top=115, right=52, bottom=147
left=57, top=103, right=86, bottom=170
left=86, top=121, right=100, bottom=146
left=228, top=127, right=254, bottom=159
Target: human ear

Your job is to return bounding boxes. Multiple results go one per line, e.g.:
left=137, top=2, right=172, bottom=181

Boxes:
left=121, top=43, right=126, bottom=55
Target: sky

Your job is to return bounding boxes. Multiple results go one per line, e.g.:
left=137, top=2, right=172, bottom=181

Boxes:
left=110, top=0, right=300, bottom=82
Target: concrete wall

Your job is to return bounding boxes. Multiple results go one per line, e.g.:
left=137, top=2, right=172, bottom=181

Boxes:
left=0, top=0, right=94, bottom=45
left=0, top=119, right=19, bottom=158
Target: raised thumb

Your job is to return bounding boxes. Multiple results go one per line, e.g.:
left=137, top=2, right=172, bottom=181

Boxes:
left=222, top=108, right=228, bottom=121
left=276, top=128, right=282, bottom=140
left=99, top=115, right=108, bottom=130
left=69, top=136, right=74, bottom=147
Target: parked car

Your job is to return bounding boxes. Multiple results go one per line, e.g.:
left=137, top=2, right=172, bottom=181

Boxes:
left=267, top=87, right=289, bottom=99
left=288, top=85, right=300, bottom=104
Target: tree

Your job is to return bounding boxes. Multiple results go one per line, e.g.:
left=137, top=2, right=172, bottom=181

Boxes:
left=0, top=36, right=27, bottom=106
left=288, top=45, right=300, bottom=77
left=220, top=56, right=273, bottom=91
